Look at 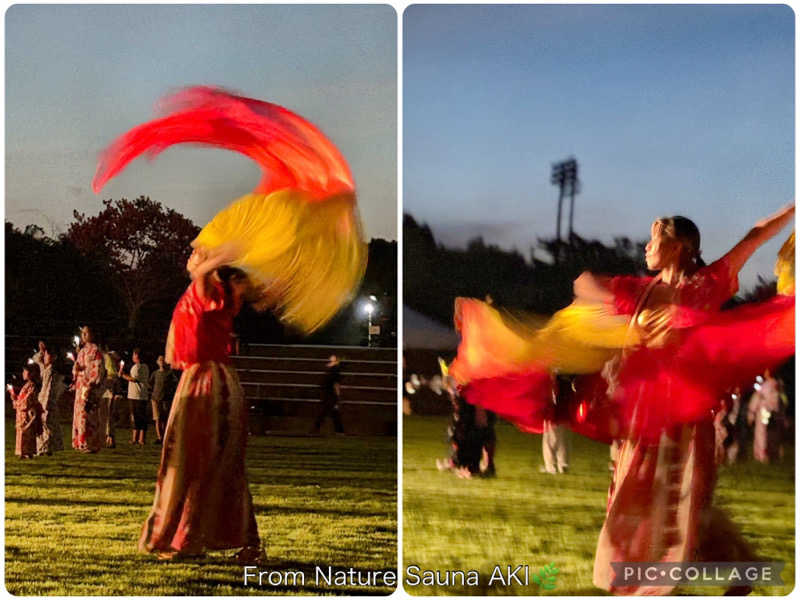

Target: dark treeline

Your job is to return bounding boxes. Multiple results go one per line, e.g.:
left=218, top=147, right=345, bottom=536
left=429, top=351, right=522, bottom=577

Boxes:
left=6, top=198, right=397, bottom=355
left=404, top=213, right=648, bottom=326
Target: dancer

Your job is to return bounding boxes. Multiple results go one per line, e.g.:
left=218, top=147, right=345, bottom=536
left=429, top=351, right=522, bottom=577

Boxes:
left=451, top=205, right=794, bottom=594
left=10, top=363, right=42, bottom=459
left=92, top=87, right=366, bottom=562
left=71, top=326, right=106, bottom=453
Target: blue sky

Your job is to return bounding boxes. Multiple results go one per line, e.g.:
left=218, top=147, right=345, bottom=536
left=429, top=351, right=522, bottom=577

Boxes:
left=6, top=5, right=396, bottom=240
left=404, top=5, right=794, bottom=289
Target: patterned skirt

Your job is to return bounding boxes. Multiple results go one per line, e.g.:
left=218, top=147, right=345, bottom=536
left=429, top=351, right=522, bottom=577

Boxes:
left=72, top=385, right=103, bottom=453
left=593, top=421, right=754, bottom=595
left=139, top=362, right=259, bottom=554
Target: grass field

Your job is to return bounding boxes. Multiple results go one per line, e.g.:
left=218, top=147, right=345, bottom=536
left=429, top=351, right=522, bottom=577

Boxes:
left=403, top=416, right=795, bottom=596
left=5, top=422, right=397, bottom=595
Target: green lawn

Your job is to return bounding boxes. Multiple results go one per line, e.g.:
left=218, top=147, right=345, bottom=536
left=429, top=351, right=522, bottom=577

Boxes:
left=6, top=422, right=397, bottom=595
left=403, top=416, right=795, bottom=596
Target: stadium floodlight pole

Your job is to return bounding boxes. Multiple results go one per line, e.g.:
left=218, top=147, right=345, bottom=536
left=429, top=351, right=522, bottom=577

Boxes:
left=551, top=158, right=579, bottom=262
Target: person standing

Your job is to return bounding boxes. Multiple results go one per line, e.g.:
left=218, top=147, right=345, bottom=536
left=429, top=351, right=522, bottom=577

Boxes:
left=140, top=250, right=262, bottom=561
left=148, top=355, right=171, bottom=444
left=36, top=349, right=64, bottom=455
left=10, top=363, right=42, bottom=459
left=120, top=349, right=149, bottom=445
left=72, top=326, right=105, bottom=453
left=311, top=355, right=345, bottom=435
left=541, top=375, right=570, bottom=474
left=748, top=371, right=786, bottom=463
left=451, top=204, right=794, bottom=595
left=91, top=86, right=367, bottom=564
left=102, top=350, right=122, bottom=448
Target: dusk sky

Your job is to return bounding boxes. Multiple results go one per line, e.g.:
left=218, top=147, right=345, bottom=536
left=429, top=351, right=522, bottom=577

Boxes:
left=7, top=5, right=396, bottom=241
left=404, top=5, right=794, bottom=289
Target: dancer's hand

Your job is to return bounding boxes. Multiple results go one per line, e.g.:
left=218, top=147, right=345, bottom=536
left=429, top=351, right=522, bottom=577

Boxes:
left=574, top=272, right=614, bottom=304
left=723, top=203, right=796, bottom=276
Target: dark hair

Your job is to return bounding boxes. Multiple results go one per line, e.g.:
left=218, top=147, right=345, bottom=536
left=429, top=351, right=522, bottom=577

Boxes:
left=217, top=266, right=248, bottom=283
left=23, top=362, right=41, bottom=384
left=654, top=215, right=706, bottom=267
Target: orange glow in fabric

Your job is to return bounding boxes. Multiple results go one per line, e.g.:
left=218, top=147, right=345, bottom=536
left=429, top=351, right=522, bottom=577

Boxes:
left=92, top=86, right=366, bottom=333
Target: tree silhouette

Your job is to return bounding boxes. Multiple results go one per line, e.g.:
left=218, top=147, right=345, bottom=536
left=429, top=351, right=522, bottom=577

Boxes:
left=66, top=196, right=200, bottom=336
left=404, top=213, right=647, bottom=325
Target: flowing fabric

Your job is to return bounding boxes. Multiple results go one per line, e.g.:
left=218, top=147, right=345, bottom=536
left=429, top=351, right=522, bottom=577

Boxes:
left=93, top=86, right=366, bottom=333
left=450, top=242, right=795, bottom=594
left=776, top=231, right=794, bottom=295
left=452, top=256, right=795, bottom=441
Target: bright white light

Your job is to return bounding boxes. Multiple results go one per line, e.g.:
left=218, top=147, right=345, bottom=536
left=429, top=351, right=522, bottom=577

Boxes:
left=364, top=302, right=375, bottom=316
left=73, top=335, right=80, bottom=347
left=369, top=295, right=378, bottom=302
left=27, top=358, right=34, bottom=365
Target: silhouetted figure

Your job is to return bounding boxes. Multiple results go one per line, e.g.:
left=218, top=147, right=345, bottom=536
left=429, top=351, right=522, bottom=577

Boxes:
left=312, top=355, right=344, bottom=434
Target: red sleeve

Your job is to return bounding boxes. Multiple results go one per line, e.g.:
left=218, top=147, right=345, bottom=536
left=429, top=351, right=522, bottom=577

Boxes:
left=191, top=278, right=227, bottom=313
left=609, top=275, right=652, bottom=315
left=673, top=258, right=739, bottom=323
left=701, top=258, right=739, bottom=302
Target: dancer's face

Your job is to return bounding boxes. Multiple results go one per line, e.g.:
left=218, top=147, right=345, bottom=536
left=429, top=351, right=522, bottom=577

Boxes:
left=81, top=327, right=93, bottom=345
left=645, top=222, right=682, bottom=271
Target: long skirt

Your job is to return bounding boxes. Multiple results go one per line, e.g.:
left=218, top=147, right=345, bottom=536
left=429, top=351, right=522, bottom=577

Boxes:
left=593, top=421, right=755, bottom=595
left=37, top=400, right=64, bottom=455
left=139, top=362, right=259, bottom=554
left=72, top=385, right=103, bottom=452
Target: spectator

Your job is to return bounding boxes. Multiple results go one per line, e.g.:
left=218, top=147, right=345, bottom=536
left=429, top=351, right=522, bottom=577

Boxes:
left=120, top=348, right=150, bottom=445
left=36, top=349, right=64, bottom=455
left=10, top=363, right=42, bottom=459
left=71, top=326, right=105, bottom=453
left=311, top=355, right=345, bottom=435
left=148, top=355, right=172, bottom=444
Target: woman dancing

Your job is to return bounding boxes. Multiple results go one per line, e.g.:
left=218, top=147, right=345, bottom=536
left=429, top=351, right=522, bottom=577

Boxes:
left=92, top=87, right=366, bottom=562
left=451, top=205, right=794, bottom=594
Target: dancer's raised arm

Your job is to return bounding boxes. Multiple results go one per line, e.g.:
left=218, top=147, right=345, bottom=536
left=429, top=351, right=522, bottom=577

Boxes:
left=721, top=204, right=795, bottom=276
left=186, top=243, right=240, bottom=301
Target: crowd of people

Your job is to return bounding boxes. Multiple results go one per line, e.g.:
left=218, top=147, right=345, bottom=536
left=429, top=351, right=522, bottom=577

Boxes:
left=8, top=331, right=179, bottom=458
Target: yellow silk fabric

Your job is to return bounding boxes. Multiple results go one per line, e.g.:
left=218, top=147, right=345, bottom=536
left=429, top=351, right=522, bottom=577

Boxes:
left=775, top=231, right=794, bottom=296
left=194, top=189, right=366, bottom=334
left=451, top=298, right=639, bottom=384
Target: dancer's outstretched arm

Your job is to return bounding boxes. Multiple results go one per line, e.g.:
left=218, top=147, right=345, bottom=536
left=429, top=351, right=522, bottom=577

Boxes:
left=574, top=272, right=614, bottom=304
left=722, top=204, right=795, bottom=276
